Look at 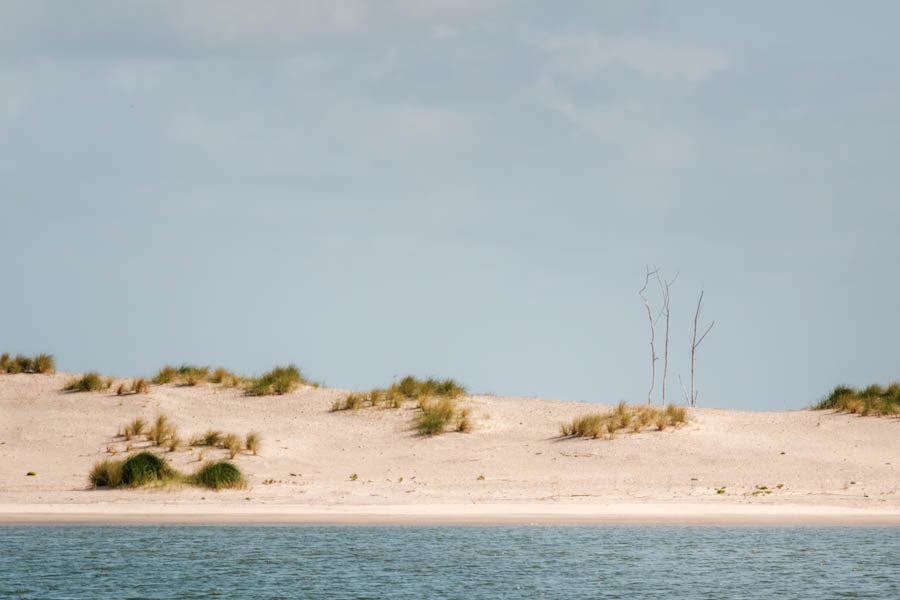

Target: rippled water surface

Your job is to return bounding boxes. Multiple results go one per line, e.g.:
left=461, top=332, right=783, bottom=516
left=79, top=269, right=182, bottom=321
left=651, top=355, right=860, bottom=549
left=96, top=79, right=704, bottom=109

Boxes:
left=1, top=525, right=898, bottom=599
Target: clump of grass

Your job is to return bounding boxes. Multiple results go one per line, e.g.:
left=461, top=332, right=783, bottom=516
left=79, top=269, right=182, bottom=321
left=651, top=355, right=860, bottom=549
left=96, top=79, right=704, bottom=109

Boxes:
left=132, top=378, right=150, bottom=394
left=415, top=397, right=470, bottom=436
left=123, top=417, right=145, bottom=440
left=0, top=353, right=8, bottom=372
left=332, top=392, right=367, bottom=412
left=120, top=452, right=175, bottom=486
left=246, top=365, right=305, bottom=396
left=89, top=459, right=124, bottom=488
left=190, top=430, right=223, bottom=447
left=179, top=365, right=209, bottom=386
left=561, top=403, right=690, bottom=440
left=209, top=367, right=243, bottom=387
left=116, top=383, right=128, bottom=396
left=814, top=383, right=900, bottom=416
left=152, top=365, right=177, bottom=384
left=33, top=353, right=55, bottom=374
left=188, top=461, right=245, bottom=490
left=245, top=432, right=260, bottom=455
left=63, top=372, right=105, bottom=392
left=149, top=414, right=176, bottom=446
left=222, top=433, right=242, bottom=459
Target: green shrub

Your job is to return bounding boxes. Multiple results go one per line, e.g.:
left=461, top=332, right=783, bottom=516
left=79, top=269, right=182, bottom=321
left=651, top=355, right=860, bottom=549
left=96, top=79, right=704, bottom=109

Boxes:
left=188, top=461, right=245, bottom=490
left=120, top=452, right=174, bottom=486
left=246, top=365, right=305, bottom=396
left=63, top=372, right=105, bottom=392
left=0, top=353, right=9, bottom=372
left=14, top=354, right=34, bottom=373
left=89, top=459, right=124, bottom=488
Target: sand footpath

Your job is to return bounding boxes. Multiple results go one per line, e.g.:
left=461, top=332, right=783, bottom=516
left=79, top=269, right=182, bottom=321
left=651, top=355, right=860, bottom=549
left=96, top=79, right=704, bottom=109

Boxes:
left=2, top=373, right=898, bottom=525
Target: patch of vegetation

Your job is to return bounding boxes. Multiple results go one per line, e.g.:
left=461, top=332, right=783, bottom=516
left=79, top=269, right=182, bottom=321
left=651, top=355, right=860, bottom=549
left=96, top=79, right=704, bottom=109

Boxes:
left=814, top=383, right=900, bottom=416
left=246, top=365, right=305, bottom=396
left=222, top=433, right=242, bottom=459
left=120, top=452, right=176, bottom=486
left=349, top=473, right=358, bottom=481
left=208, top=367, right=243, bottom=387
left=89, top=459, right=124, bottom=488
left=187, top=461, right=245, bottom=490
left=63, top=372, right=108, bottom=392
left=560, top=402, right=689, bottom=440
left=149, top=414, right=176, bottom=446
left=26, top=471, right=36, bottom=477
left=331, top=376, right=467, bottom=412
left=190, top=430, right=223, bottom=447
left=715, top=486, right=726, bottom=495
left=122, top=417, right=146, bottom=440
left=245, top=432, right=260, bottom=455
left=1, top=352, right=55, bottom=374
left=415, top=397, right=468, bottom=436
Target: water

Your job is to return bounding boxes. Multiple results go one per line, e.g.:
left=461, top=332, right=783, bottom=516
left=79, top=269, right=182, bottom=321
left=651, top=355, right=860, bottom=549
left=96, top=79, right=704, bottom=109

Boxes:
left=1, top=526, right=897, bottom=599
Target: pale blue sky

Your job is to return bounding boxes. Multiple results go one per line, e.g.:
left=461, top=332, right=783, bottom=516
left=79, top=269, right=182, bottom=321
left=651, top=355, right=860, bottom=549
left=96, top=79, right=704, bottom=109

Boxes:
left=2, top=1, right=899, bottom=409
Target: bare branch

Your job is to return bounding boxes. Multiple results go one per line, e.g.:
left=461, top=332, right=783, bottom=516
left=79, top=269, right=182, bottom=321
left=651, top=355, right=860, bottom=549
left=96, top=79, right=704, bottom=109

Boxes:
left=639, top=266, right=659, bottom=405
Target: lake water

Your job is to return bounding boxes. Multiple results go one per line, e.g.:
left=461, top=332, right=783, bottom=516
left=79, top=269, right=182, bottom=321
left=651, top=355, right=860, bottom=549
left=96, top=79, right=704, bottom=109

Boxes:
left=1, top=525, right=898, bottom=599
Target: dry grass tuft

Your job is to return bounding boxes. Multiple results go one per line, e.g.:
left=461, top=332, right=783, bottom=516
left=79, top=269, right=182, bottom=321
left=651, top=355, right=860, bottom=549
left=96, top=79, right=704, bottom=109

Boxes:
left=414, top=397, right=473, bottom=436
left=63, top=372, right=106, bottom=392
left=562, top=403, right=689, bottom=440
left=246, top=365, right=305, bottom=396
left=245, top=432, right=261, bottom=455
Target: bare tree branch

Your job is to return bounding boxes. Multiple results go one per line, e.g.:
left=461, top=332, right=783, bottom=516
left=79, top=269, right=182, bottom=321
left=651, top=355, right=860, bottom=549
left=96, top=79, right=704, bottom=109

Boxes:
left=639, top=265, right=659, bottom=405
left=689, top=288, right=714, bottom=407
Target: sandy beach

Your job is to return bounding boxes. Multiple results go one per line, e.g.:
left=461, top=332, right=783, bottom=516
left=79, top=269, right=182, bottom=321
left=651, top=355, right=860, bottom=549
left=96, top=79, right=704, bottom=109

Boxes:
left=2, top=373, right=898, bottom=525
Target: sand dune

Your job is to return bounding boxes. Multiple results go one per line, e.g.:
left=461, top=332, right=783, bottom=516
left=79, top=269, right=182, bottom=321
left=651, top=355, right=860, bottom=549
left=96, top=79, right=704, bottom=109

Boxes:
left=1, top=373, right=898, bottom=524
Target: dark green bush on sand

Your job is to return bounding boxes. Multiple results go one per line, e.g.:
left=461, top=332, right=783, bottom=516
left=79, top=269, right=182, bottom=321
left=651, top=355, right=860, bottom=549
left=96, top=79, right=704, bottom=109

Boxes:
left=188, top=462, right=245, bottom=490
left=120, top=452, right=175, bottom=486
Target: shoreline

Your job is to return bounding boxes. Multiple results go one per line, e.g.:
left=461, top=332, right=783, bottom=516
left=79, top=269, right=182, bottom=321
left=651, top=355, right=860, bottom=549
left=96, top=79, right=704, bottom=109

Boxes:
left=2, top=503, right=899, bottom=525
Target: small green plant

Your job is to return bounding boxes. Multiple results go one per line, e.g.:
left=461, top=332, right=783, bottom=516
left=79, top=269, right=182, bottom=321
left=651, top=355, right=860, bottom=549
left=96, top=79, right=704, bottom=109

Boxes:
left=26, top=471, right=36, bottom=476
left=245, top=432, right=260, bottom=455
left=715, top=486, right=726, bottom=495
left=477, top=474, right=485, bottom=481
left=349, top=473, right=358, bottom=481
left=63, top=372, right=105, bottom=392
left=188, top=461, right=245, bottom=490
left=246, top=365, right=305, bottom=396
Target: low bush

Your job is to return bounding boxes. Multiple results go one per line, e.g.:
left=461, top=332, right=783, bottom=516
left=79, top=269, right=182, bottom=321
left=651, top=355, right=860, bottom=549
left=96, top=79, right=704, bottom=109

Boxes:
left=120, top=452, right=175, bottom=486
left=814, top=383, right=900, bottom=416
left=246, top=365, right=305, bottom=396
left=188, top=461, right=245, bottom=490
left=561, top=403, right=690, bottom=440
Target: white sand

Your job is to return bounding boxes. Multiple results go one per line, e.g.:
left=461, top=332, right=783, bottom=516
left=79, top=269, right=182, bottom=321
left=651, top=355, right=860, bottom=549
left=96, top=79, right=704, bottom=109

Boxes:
left=1, top=373, right=898, bottom=524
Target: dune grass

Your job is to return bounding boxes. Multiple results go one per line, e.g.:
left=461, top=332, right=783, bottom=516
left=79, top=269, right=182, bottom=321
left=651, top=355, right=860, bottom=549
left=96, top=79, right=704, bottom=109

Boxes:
left=122, top=417, right=145, bottom=440
left=89, top=452, right=246, bottom=490
left=814, top=383, right=900, bottom=416
left=1, top=352, right=55, bottom=374
left=245, top=365, right=305, bottom=396
left=190, top=430, right=223, bottom=447
left=149, top=414, right=176, bottom=446
left=63, top=372, right=108, bottom=392
left=331, top=376, right=467, bottom=412
left=561, top=402, right=688, bottom=440
left=119, top=452, right=177, bottom=486
left=414, top=396, right=475, bottom=436
left=188, top=461, right=245, bottom=490
left=245, top=431, right=261, bottom=455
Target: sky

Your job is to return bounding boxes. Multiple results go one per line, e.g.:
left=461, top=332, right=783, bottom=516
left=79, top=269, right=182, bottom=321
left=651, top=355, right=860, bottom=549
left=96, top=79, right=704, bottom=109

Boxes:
left=2, top=1, right=899, bottom=410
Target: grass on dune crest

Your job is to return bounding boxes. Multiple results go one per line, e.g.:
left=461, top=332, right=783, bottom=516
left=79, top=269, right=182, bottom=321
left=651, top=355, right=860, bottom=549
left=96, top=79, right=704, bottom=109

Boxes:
left=1, top=352, right=55, bottom=374
left=331, top=375, right=467, bottom=412
left=814, top=383, right=900, bottom=416
left=245, top=365, right=306, bottom=396
left=560, top=402, right=688, bottom=440
left=414, top=397, right=474, bottom=436
left=63, top=372, right=112, bottom=393
left=187, top=461, right=246, bottom=490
